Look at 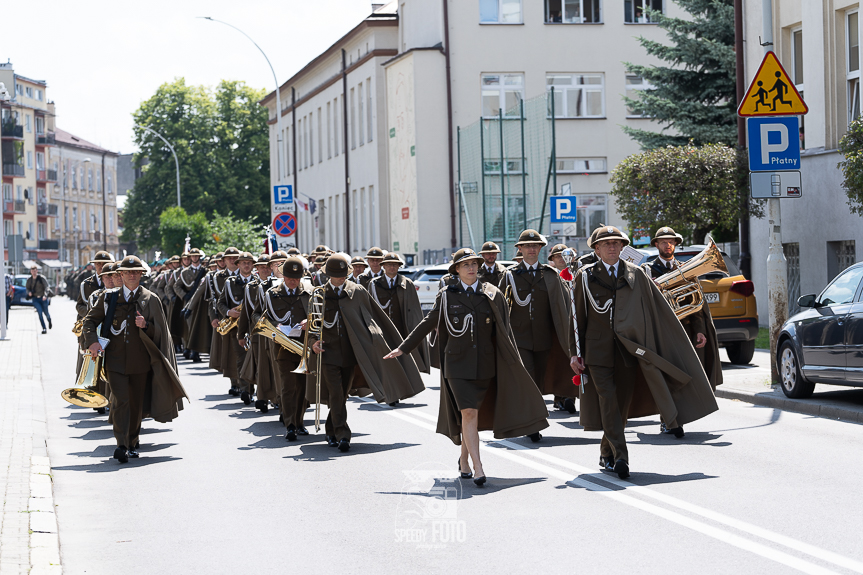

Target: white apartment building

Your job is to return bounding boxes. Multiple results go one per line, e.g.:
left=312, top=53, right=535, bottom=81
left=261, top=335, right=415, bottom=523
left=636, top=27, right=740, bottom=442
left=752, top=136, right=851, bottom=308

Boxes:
left=261, top=6, right=398, bottom=258
left=743, top=1, right=863, bottom=321
left=265, top=0, right=680, bottom=260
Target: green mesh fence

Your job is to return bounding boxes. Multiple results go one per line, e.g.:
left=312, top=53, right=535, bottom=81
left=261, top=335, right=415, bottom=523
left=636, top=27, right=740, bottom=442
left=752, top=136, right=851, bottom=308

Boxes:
left=456, top=91, right=555, bottom=257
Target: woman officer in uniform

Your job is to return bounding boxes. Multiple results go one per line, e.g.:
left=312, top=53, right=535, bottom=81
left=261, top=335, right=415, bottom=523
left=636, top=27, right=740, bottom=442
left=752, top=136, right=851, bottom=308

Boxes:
left=385, top=248, right=548, bottom=486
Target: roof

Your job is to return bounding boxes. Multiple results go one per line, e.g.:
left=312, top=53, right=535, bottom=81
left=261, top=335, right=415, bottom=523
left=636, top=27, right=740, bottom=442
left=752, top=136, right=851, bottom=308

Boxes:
left=260, top=2, right=398, bottom=107
left=55, top=127, right=118, bottom=155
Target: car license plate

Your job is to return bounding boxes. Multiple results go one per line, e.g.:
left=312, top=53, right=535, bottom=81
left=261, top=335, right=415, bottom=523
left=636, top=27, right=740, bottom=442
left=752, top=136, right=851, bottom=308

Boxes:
left=421, top=303, right=433, bottom=311
left=704, top=292, right=719, bottom=304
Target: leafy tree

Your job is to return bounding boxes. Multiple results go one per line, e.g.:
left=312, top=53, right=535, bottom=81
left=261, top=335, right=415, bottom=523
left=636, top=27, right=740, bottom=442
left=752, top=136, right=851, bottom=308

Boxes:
left=121, top=78, right=270, bottom=250
left=202, top=212, right=265, bottom=255
left=609, top=143, right=763, bottom=243
left=158, top=207, right=210, bottom=257
left=622, top=0, right=737, bottom=149
left=837, top=117, right=863, bottom=216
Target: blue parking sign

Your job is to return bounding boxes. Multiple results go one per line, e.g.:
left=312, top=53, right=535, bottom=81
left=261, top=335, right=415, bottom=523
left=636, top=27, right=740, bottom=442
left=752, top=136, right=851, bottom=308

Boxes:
left=550, top=196, right=577, bottom=223
left=747, top=117, right=801, bottom=172
left=274, top=185, right=293, bottom=205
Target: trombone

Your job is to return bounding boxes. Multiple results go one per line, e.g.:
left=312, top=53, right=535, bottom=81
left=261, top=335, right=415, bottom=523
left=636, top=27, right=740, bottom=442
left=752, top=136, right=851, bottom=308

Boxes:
left=294, top=286, right=325, bottom=431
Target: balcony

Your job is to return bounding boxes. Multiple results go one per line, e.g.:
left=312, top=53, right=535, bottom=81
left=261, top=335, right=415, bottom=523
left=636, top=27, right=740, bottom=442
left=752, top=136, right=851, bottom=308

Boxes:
left=36, top=132, right=56, bottom=146
left=36, top=169, right=57, bottom=182
left=1, top=122, right=23, bottom=139
left=2, top=164, right=25, bottom=177
left=3, top=199, right=26, bottom=214
left=38, top=239, right=59, bottom=250
left=37, top=202, right=58, bottom=216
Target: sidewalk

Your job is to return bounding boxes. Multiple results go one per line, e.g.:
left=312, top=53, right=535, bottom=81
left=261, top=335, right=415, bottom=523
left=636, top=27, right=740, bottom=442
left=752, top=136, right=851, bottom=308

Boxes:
left=0, top=305, right=61, bottom=575
left=716, top=350, right=863, bottom=424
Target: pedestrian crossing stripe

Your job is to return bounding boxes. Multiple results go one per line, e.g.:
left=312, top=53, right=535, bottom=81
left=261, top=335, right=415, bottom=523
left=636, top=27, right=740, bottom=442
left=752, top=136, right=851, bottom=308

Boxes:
left=737, top=51, right=808, bottom=117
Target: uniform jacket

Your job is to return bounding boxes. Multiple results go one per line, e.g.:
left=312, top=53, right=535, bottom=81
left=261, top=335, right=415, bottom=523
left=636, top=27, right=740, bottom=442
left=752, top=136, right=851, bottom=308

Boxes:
left=82, top=286, right=188, bottom=422
left=400, top=281, right=549, bottom=444
left=368, top=274, right=430, bottom=373
left=573, top=260, right=718, bottom=431
left=499, top=261, right=576, bottom=396
left=358, top=270, right=383, bottom=289
left=477, top=262, right=507, bottom=286
left=76, top=274, right=103, bottom=319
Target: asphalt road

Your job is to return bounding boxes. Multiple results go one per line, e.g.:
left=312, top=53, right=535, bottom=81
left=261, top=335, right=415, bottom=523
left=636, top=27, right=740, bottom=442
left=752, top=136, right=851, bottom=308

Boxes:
left=42, top=299, right=863, bottom=574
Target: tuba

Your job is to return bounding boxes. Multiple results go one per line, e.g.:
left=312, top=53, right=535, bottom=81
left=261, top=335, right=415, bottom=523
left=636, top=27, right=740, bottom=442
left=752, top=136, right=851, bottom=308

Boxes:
left=294, top=286, right=326, bottom=431
left=61, top=350, right=109, bottom=408
left=216, top=303, right=242, bottom=335
left=253, top=315, right=305, bottom=356
left=655, top=240, right=727, bottom=320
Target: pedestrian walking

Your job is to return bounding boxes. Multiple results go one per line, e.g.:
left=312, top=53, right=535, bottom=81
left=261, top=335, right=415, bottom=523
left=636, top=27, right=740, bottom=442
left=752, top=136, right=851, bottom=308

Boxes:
left=4, top=270, right=12, bottom=328
left=26, top=265, right=53, bottom=334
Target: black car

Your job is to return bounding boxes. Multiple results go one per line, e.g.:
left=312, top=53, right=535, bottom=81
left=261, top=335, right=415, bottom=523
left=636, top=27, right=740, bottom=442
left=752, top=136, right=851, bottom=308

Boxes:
left=775, top=262, right=863, bottom=398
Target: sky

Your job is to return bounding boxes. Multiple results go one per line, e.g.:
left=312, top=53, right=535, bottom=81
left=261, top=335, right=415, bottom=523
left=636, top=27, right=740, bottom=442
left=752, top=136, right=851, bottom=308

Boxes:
left=0, top=0, right=378, bottom=154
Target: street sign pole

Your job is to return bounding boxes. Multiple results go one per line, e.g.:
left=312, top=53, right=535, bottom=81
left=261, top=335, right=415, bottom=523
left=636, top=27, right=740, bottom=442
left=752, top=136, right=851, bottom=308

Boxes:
left=762, top=0, right=787, bottom=385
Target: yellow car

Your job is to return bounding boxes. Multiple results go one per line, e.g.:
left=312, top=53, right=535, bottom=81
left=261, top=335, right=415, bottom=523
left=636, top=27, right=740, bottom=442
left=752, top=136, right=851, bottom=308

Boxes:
left=645, top=246, right=758, bottom=364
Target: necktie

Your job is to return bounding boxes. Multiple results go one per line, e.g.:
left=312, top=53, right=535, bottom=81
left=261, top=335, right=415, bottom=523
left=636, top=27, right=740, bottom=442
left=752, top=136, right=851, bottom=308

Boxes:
left=390, top=278, right=395, bottom=289
left=609, top=266, right=616, bottom=282
left=467, top=286, right=474, bottom=295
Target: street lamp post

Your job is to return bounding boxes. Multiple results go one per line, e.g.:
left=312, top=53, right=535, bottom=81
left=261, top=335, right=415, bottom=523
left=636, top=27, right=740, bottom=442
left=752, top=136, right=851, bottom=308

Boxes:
left=198, top=17, right=284, bottom=186
left=1, top=81, right=12, bottom=340
left=135, top=125, right=181, bottom=208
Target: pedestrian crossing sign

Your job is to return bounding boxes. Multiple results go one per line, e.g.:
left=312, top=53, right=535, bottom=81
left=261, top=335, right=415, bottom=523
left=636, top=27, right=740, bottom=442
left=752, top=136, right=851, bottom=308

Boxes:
left=738, top=51, right=808, bottom=117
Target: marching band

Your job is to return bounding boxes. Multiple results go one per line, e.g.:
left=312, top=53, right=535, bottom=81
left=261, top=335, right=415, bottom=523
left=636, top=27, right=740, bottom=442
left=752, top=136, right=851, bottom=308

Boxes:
left=64, top=224, right=722, bottom=482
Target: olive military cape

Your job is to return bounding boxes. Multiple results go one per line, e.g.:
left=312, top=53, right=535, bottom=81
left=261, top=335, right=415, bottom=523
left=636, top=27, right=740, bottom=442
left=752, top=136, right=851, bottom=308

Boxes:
left=573, top=261, right=718, bottom=431
left=368, top=274, right=431, bottom=374
left=499, top=263, right=577, bottom=397
left=421, top=282, right=549, bottom=445
left=185, top=275, right=213, bottom=354
left=333, top=281, right=425, bottom=404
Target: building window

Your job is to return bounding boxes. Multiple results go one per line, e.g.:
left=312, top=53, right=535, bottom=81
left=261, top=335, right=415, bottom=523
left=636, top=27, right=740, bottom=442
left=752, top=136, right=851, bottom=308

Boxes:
left=327, top=102, right=333, bottom=159
left=480, top=0, right=522, bottom=23
left=848, top=11, right=860, bottom=123
left=547, top=73, right=605, bottom=118
left=625, top=74, right=654, bottom=117
left=358, top=82, right=365, bottom=146
left=2, top=183, right=11, bottom=201
left=351, top=88, right=357, bottom=149
left=96, top=170, right=102, bottom=192
left=309, top=111, right=314, bottom=165
left=25, top=86, right=33, bottom=98
left=72, top=165, right=78, bottom=189
left=36, top=89, right=43, bottom=101
left=575, top=195, right=607, bottom=237
left=556, top=157, right=607, bottom=173
left=28, top=222, right=34, bottom=241
left=88, top=168, right=93, bottom=190
left=64, top=206, right=69, bottom=229
left=25, top=114, right=31, bottom=132
left=481, top=73, right=525, bottom=118
left=791, top=29, right=804, bottom=90
left=624, top=0, right=662, bottom=23
left=15, top=84, right=22, bottom=96
left=107, top=172, right=113, bottom=193
left=109, top=211, right=115, bottom=234
left=334, top=97, right=341, bottom=157
left=38, top=223, right=46, bottom=240
left=545, top=0, right=602, bottom=23
left=483, top=158, right=525, bottom=175
left=36, top=152, right=45, bottom=170
left=367, top=79, right=373, bottom=143
left=35, top=116, right=44, bottom=135
left=26, top=151, right=33, bottom=169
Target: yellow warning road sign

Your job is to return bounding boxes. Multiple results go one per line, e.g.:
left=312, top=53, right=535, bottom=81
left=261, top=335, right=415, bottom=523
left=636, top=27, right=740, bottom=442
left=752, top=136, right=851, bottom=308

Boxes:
left=737, top=51, right=808, bottom=117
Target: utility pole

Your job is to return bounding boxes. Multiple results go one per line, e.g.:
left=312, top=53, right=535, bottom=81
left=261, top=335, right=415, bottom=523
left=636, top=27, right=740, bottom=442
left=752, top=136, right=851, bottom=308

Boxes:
left=762, top=0, right=788, bottom=385
left=735, top=0, right=751, bottom=279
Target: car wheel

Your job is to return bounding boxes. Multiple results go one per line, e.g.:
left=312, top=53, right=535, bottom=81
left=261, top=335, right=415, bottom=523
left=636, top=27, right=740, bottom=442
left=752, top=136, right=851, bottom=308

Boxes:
left=778, top=341, right=815, bottom=399
left=725, top=339, right=755, bottom=365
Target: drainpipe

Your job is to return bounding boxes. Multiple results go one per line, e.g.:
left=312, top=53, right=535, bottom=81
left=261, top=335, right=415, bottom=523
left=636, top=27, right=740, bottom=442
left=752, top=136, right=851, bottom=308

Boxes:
left=443, top=0, right=456, bottom=249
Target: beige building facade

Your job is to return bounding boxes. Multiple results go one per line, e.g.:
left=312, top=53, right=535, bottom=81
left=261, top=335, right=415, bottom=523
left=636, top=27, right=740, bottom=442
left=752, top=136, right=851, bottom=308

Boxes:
left=265, top=1, right=680, bottom=260
left=743, top=1, right=863, bottom=321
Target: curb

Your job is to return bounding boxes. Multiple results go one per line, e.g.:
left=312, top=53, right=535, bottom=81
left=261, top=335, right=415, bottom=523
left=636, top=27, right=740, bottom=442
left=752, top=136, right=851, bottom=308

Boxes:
left=715, top=387, right=863, bottom=424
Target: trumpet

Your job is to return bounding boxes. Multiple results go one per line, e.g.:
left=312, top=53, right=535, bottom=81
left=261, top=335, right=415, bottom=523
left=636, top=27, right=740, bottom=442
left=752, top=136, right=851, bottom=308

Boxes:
left=72, top=319, right=83, bottom=337
left=253, top=315, right=305, bottom=356
left=294, top=286, right=325, bottom=431
left=655, top=240, right=728, bottom=320
left=61, top=349, right=109, bottom=408
left=217, top=303, right=243, bottom=335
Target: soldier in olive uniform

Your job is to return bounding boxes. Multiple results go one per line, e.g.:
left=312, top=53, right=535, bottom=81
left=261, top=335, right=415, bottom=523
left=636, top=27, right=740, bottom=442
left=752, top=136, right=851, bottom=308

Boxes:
left=265, top=256, right=311, bottom=441
left=311, top=255, right=330, bottom=287
left=642, top=226, right=722, bottom=436
left=218, top=251, right=256, bottom=404
left=172, top=247, right=207, bottom=362
left=212, top=247, right=241, bottom=395
left=76, top=251, right=115, bottom=322
left=548, top=244, right=568, bottom=273
left=499, top=230, right=579, bottom=428
left=348, top=256, right=367, bottom=283
left=477, top=242, right=507, bottom=286
left=359, top=247, right=385, bottom=288
left=83, top=256, right=186, bottom=464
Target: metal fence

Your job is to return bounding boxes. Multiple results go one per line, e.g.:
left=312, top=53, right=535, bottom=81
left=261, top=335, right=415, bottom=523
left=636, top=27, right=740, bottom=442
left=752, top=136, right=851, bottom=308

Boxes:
left=456, top=91, right=556, bottom=256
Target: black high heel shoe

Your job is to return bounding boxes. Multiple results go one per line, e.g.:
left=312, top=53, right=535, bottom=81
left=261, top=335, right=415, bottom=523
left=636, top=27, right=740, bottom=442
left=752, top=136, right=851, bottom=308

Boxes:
left=458, top=458, right=472, bottom=479
left=473, top=475, right=487, bottom=487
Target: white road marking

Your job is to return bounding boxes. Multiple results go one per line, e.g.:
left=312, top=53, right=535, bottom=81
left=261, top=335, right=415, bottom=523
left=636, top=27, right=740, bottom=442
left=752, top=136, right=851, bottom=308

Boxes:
left=358, top=398, right=856, bottom=575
